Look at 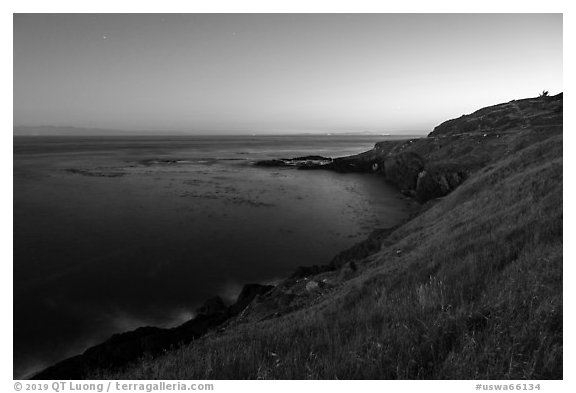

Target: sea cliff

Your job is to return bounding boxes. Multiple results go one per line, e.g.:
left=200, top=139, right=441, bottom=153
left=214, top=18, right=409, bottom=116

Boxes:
left=33, top=93, right=563, bottom=379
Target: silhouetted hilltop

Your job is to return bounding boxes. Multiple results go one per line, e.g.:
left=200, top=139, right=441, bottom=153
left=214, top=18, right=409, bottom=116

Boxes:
left=259, top=93, right=562, bottom=202
left=429, top=93, right=562, bottom=137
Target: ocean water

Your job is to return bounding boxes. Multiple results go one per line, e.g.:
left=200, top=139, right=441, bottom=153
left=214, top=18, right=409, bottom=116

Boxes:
left=13, top=135, right=412, bottom=378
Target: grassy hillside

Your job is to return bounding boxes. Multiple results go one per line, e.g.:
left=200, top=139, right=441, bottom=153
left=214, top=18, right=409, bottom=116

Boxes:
left=94, top=94, right=562, bottom=380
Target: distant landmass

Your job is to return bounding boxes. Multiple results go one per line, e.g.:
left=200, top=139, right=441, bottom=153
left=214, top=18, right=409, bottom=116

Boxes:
left=13, top=126, right=189, bottom=136
left=13, top=126, right=422, bottom=137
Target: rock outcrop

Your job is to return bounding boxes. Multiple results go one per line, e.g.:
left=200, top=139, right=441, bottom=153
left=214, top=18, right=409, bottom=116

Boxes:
left=255, top=156, right=333, bottom=168
left=383, top=152, right=425, bottom=195
left=196, top=296, right=227, bottom=317
left=414, top=163, right=469, bottom=202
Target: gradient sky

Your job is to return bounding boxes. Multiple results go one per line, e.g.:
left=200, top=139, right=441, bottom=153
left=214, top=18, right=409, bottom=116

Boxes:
left=13, top=13, right=562, bottom=134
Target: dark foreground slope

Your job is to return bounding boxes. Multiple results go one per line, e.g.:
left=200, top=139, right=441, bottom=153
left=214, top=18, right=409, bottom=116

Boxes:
left=35, top=94, right=563, bottom=379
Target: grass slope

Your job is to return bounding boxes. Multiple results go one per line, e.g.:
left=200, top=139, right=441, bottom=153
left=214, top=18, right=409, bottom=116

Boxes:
left=98, top=98, right=562, bottom=380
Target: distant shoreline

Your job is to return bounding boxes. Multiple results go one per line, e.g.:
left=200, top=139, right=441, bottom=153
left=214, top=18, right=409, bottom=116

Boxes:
left=13, top=126, right=427, bottom=138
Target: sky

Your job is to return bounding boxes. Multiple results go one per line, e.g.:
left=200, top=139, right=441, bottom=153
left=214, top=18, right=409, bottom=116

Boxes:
left=13, top=13, right=562, bottom=134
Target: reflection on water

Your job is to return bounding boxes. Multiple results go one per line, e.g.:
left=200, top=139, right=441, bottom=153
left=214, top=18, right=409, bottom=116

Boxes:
left=13, top=135, right=411, bottom=378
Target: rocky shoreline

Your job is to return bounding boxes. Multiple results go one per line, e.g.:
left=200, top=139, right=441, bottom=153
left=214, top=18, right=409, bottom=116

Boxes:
left=256, top=139, right=471, bottom=202
left=33, top=284, right=275, bottom=379
left=34, top=153, right=415, bottom=380
left=33, top=224, right=404, bottom=379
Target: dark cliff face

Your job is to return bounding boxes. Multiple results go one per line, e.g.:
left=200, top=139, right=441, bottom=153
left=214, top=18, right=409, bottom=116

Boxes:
left=383, top=152, right=425, bottom=194
left=415, top=163, right=469, bottom=202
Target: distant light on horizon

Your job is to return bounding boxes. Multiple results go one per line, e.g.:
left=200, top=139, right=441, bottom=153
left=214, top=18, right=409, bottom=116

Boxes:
left=13, top=14, right=562, bottom=135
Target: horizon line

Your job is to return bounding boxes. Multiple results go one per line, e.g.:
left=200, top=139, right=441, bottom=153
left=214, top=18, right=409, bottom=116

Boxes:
left=13, top=125, right=429, bottom=137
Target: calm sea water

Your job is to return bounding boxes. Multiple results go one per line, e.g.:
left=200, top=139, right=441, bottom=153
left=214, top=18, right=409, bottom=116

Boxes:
left=13, top=135, right=412, bottom=378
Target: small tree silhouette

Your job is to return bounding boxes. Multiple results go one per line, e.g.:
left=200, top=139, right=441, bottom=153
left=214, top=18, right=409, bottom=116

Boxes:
left=539, top=90, right=549, bottom=97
